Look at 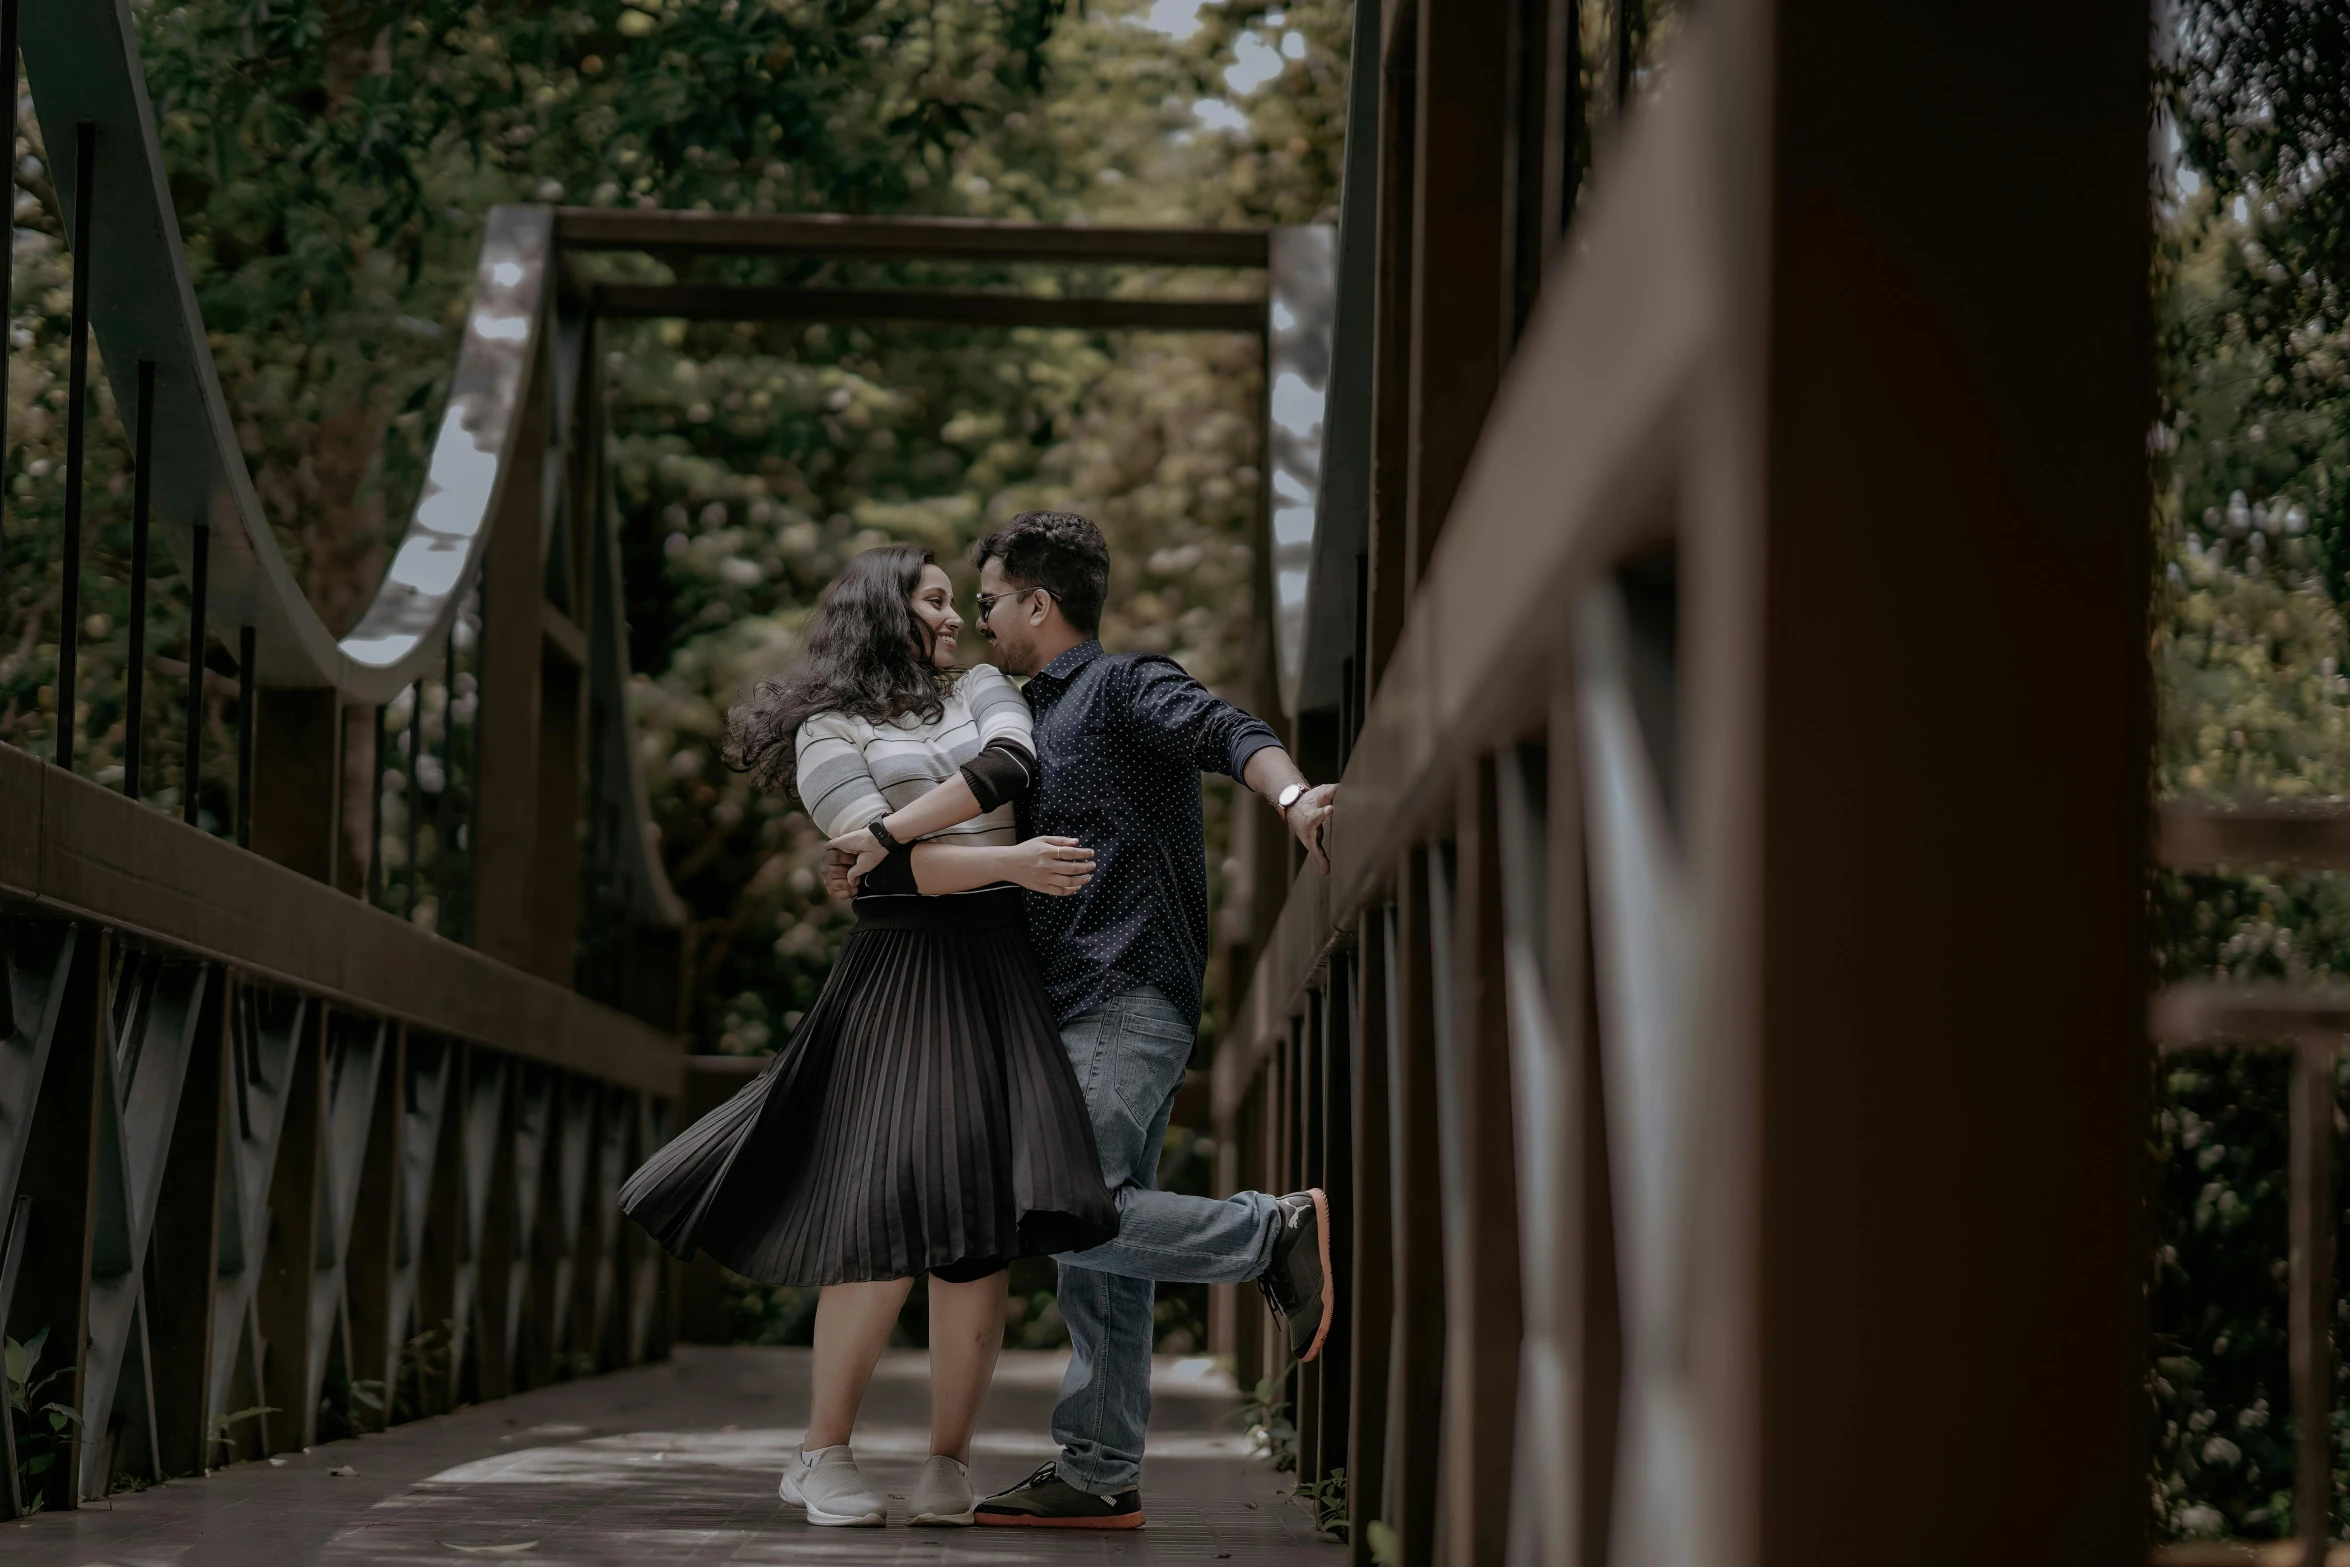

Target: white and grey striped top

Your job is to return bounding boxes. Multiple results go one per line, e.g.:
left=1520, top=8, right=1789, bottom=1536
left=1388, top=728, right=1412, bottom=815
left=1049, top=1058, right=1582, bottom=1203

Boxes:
left=794, top=663, right=1033, bottom=846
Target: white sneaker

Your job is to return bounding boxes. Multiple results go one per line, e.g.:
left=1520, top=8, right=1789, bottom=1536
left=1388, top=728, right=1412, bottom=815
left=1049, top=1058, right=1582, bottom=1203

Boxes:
left=907, top=1454, right=975, bottom=1526
left=778, top=1443, right=886, bottom=1526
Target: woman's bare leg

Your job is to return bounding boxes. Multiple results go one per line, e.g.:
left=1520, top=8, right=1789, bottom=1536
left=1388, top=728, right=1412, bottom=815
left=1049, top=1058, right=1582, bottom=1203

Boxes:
left=806, top=1278, right=915, bottom=1450
left=926, top=1271, right=1008, bottom=1463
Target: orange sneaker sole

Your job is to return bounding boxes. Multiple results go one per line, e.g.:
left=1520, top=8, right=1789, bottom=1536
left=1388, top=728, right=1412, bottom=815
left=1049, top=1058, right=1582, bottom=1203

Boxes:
left=1298, top=1186, right=1334, bottom=1364
left=975, top=1511, right=1146, bottom=1530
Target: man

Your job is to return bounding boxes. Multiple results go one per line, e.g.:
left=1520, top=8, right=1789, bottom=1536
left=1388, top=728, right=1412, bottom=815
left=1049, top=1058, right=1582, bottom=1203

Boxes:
left=825, top=511, right=1337, bottom=1529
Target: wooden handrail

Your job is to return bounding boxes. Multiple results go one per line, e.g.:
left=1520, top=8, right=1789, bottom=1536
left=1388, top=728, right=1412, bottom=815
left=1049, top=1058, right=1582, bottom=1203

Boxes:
left=0, top=743, right=680, bottom=1096
left=1222, top=46, right=1717, bottom=1082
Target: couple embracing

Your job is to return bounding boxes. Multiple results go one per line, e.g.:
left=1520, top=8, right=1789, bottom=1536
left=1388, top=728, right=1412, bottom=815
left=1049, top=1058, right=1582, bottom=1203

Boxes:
left=621, top=511, right=1339, bottom=1530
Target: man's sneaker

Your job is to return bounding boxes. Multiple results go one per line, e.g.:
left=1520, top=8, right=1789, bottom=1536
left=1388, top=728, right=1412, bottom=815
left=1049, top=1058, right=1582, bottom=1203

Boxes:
left=1259, top=1188, right=1334, bottom=1363
left=778, top=1443, right=885, bottom=1526
left=974, top=1460, right=1145, bottom=1529
left=908, top=1455, right=976, bottom=1526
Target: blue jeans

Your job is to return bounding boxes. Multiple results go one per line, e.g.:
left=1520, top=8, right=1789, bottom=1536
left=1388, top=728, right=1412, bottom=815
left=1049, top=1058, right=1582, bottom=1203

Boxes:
left=1049, top=984, right=1280, bottom=1494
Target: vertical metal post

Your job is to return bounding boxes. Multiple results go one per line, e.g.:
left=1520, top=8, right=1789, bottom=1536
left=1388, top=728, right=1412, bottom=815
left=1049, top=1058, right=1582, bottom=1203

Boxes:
left=404, top=681, right=421, bottom=918
left=182, top=523, right=208, bottom=827
left=54, top=119, right=93, bottom=774
left=0, top=0, right=19, bottom=562
left=236, top=625, right=255, bottom=846
left=438, top=627, right=455, bottom=923
left=2290, top=1044, right=2336, bottom=1566
left=123, top=361, right=154, bottom=798
left=367, top=702, right=385, bottom=905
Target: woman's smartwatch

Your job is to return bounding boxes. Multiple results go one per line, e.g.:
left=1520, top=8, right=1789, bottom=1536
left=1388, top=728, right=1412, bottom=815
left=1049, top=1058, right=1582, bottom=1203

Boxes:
left=867, top=816, right=905, bottom=853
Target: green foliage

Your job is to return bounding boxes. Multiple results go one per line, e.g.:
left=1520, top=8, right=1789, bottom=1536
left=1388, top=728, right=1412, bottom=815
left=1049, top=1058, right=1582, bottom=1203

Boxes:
left=392, top=1320, right=454, bottom=1425
left=2166, top=2, right=2350, bottom=583
left=2149, top=1052, right=2295, bottom=1539
left=1365, top=1519, right=1401, bottom=1567
left=720, top=1270, right=819, bottom=1346
left=316, top=1362, right=388, bottom=1445
left=2154, top=4, right=2350, bottom=1546
left=5, top=1326, right=81, bottom=1511
left=1235, top=1361, right=1296, bottom=1473
left=1298, top=1464, right=1347, bottom=1538
left=207, top=1404, right=277, bottom=1463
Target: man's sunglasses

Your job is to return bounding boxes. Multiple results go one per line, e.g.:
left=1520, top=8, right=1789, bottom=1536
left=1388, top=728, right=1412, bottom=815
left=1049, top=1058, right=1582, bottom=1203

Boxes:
left=974, top=586, right=1053, bottom=624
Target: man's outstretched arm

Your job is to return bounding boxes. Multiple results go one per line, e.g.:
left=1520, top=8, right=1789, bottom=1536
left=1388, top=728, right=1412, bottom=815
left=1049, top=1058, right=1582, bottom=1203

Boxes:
left=1125, top=657, right=1337, bottom=873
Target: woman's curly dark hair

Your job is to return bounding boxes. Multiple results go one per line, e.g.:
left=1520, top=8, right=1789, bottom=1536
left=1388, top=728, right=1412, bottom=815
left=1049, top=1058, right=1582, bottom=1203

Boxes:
left=725, top=543, right=954, bottom=798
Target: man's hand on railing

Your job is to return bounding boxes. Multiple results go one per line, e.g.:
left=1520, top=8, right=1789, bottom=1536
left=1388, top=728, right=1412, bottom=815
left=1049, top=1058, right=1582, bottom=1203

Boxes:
left=1287, top=783, right=1338, bottom=875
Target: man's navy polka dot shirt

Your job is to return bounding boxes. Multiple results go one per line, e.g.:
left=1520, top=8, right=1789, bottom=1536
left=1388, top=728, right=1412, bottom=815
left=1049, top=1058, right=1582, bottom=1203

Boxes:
left=1017, top=640, right=1280, bottom=1032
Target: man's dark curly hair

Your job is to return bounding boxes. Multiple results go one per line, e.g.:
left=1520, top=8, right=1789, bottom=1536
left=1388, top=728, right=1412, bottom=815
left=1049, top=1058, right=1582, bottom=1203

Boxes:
left=724, top=543, right=953, bottom=798
left=972, top=510, right=1110, bottom=635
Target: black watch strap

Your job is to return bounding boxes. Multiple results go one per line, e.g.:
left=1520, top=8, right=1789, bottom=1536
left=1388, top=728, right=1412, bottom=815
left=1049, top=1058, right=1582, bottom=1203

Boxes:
left=867, top=816, right=904, bottom=853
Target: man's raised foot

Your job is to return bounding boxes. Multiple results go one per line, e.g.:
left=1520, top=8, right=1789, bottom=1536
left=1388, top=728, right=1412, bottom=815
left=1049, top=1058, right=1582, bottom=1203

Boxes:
left=1260, top=1187, right=1335, bottom=1363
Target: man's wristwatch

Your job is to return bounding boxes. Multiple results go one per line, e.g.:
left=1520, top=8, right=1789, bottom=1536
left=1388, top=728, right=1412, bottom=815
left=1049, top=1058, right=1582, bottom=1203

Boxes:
left=1275, top=782, right=1308, bottom=817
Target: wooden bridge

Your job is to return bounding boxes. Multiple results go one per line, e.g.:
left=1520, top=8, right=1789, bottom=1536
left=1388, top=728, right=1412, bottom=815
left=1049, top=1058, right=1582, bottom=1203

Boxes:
left=0, top=1, right=2304, bottom=1566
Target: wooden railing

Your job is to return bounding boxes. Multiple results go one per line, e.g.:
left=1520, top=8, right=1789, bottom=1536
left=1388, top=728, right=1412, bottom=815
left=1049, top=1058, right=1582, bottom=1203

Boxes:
left=0, top=0, right=687, bottom=1513
left=1216, top=4, right=2154, bottom=1566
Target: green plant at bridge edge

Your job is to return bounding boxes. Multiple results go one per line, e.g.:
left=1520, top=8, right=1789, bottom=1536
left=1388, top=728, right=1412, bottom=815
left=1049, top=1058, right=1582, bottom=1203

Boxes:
left=1233, top=1361, right=1297, bottom=1474
left=1298, top=1464, right=1347, bottom=1539
left=6, top=1327, right=83, bottom=1512
left=206, top=1404, right=277, bottom=1465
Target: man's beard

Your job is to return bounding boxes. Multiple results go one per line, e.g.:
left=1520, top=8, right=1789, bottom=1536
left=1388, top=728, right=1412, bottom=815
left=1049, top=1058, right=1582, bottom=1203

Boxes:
left=994, top=630, right=1037, bottom=675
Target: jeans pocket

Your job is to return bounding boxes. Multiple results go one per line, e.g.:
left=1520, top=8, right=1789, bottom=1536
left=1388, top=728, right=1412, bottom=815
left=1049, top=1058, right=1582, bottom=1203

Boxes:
left=1108, top=1010, right=1195, bottom=1132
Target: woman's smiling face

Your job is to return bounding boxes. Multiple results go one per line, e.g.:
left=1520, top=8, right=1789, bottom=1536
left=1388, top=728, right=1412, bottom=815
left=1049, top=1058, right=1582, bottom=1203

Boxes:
left=912, top=562, right=962, bottom=668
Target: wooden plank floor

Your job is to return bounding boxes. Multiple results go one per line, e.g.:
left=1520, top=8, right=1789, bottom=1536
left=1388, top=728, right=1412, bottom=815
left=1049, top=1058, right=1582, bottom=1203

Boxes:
left=6, top=1347, right=1333, bottom=1564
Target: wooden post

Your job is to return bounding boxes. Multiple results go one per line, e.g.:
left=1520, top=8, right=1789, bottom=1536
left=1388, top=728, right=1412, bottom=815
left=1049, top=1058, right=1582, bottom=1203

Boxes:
left=1438, top=758, right=1523, bottom=1567
left=1346, top=913, right=1395, bottom=1566
left=1402, top=0, right=1511, bottom=589
left=472, top=342, right=554, bottom=979
left=1727, top=4, right=2152, bottom=1563
left=1364, top=23, right=1417, bottom=689
left=1317, top=959, right=1355, bottom=1508
left=529, top=651, right=585, bottom=982
left=1383, top=850, right=1445, bottom=1567
left=248, top=689, right=345, bottom=888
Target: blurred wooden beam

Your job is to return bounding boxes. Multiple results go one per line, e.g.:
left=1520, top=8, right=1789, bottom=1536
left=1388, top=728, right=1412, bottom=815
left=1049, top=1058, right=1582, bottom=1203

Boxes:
left=586, top=282, right=1264, bottom=334
left=2158, top=801, right=2350, bottom=872
left=554, top=208, right=1270, bottom=267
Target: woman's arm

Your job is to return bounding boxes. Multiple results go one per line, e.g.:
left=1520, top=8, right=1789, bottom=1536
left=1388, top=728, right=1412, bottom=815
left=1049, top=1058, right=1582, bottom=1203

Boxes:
left=906, top=836, right=1094, bottom=896
left=829, top=668, right=1038, bottom=879
left=795, top=712, right=888, bottom=840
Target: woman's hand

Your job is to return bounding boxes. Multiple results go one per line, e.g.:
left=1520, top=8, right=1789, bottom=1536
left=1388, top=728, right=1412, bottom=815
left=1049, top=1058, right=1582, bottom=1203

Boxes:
left=1006, top=837, right=1095, bottom=897
left=821, top=845, right=860, bottom=902
left=826, top=824, right=889, bottom=886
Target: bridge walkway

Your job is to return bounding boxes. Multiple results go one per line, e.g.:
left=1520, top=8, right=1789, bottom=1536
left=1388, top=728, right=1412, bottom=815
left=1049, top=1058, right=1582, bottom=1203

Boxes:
left=5, top=1348, right=1329, bottom=1565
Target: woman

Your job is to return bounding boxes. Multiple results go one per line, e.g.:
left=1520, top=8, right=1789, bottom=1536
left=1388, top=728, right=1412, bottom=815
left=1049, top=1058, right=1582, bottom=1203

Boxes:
left=620, top=544, right=1115, bottom=1530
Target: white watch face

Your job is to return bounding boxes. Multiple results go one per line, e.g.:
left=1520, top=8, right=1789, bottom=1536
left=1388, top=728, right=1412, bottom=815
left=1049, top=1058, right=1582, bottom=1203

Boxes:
left=1278, top=783, right=1305, bottom=810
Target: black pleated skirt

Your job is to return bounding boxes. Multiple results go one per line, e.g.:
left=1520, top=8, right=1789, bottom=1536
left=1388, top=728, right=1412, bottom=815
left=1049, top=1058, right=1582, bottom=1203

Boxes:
left=619, top=886, right=1117, bottom=1286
